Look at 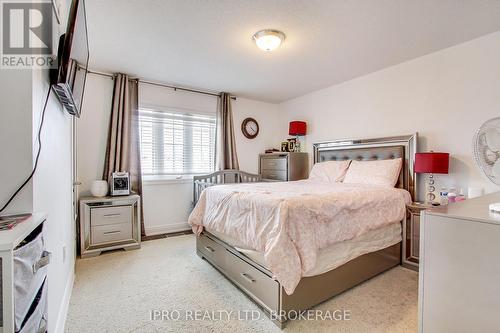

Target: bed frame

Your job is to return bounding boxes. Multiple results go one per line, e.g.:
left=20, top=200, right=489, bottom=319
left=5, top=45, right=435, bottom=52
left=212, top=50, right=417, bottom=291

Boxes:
left=196, top=134, right=417, bottom=328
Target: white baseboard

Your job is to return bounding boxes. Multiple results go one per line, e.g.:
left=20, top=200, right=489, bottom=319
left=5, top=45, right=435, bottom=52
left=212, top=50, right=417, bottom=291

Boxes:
left=145, top=222, right=190, bottom=236
left=54, top=267, right=75, bottom=333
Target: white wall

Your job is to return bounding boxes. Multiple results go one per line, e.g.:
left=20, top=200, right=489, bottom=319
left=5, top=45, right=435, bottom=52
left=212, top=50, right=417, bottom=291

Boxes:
left=0, top=70, right=34, bottom=215
left=280, top=31, right=500, bottom=200
left=77, top=74, right=114, bottom=196
left=77, top=75, right=282, bottom=235
left=232, top=98, right=285, bottom=174
left=141, top=179, right=194, bottom=235
left=31, top=69, right=76, bottom=333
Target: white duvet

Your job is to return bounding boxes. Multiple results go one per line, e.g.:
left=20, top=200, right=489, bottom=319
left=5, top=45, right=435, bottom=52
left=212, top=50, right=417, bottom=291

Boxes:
left=188, top=180, right=411, bottom=294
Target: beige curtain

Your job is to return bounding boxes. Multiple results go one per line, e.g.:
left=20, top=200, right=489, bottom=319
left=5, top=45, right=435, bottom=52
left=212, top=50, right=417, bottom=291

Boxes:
left=103, top=74, right=145, bottom=235
left=216, top=92, right=239, bottom=170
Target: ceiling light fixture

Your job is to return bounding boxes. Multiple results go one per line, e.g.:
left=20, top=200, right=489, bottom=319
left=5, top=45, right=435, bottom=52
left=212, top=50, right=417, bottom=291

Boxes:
left=252, top=29, right=285, bottom=52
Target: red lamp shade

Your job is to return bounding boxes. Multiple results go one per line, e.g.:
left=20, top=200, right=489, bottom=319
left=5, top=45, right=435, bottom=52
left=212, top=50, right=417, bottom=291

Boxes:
left=289, top=121, right=307, bottom=136
left=414, top=152, right=449, bottom=174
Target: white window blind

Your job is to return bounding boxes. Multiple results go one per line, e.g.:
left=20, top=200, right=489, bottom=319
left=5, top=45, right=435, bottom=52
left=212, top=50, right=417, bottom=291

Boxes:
left=139, top=108, right=216, bottom=176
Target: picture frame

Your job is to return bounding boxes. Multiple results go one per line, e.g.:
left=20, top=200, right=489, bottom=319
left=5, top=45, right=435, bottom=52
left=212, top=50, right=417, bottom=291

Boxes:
left=281, top=141, right=289, bottom=152
left=287, top=138, right=297, bottom=152
left=111, top=172, right=131, bottom=196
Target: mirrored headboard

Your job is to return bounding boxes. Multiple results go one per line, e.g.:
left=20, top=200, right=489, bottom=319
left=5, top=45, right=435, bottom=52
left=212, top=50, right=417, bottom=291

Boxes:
left=312, top=134, right=417, bottom=200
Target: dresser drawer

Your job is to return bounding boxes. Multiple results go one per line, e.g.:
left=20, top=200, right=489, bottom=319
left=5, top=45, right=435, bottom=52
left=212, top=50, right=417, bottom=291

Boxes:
left=261, top=157, right=287, bottom=171
left=197, top=233, right=226, bottom=268
left=225, top=251, right=279, bottom=312
left=90, top=206, right=132, bottom=226
left=91, top=222, right=132, bottom=245
left=261, top=169, right=287, bottom=181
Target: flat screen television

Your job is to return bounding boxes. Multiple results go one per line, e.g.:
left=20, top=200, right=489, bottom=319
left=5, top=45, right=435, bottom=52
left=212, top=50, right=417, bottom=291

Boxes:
left=51, top=0, right=89, bottom=117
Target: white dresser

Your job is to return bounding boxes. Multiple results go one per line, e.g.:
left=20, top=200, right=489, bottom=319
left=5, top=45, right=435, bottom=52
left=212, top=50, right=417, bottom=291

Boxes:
left=419, top=192, right=500, bottom=332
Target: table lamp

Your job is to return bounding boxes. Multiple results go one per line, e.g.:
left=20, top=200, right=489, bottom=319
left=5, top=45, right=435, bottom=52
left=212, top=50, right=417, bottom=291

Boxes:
left=289, top=121, right=307, bottom=152
left=415, top=152, right=449, bottom=203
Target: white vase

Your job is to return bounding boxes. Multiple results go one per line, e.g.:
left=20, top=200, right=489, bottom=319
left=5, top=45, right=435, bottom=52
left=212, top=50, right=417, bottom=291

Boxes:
left=91, top=180, right=108, bottom=197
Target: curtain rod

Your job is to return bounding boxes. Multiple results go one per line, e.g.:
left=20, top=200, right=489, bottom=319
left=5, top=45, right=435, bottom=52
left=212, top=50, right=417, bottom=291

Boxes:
left=82, top=67, right=236, bottom=100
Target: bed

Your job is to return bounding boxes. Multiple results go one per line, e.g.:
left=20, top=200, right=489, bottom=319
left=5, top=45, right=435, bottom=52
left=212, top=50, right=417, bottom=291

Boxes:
left=189, top=134, right=417, bottom=327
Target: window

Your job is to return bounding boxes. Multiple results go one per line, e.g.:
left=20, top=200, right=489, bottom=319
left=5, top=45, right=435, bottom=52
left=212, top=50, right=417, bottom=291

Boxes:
left=139, top=108, right=216, bottom=176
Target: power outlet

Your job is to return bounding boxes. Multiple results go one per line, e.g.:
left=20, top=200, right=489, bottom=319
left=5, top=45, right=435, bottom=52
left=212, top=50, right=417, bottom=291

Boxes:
left=62, top=245, right=67, bottom=263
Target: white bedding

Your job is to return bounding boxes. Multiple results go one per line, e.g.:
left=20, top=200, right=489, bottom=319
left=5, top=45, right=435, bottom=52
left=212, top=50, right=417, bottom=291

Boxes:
left=189, top=180, right=411, bottom=294
left=209, top=222, right=402, bottom=277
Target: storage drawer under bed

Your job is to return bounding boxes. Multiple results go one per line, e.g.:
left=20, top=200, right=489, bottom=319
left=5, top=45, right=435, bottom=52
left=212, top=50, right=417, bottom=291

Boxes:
left=224, top=249, right=280, bottom=312
left=197, top=233, right=280, bottom=313
left=197, top=233, right=227, bottom=268
left=196, top=232, right=401, bottom=328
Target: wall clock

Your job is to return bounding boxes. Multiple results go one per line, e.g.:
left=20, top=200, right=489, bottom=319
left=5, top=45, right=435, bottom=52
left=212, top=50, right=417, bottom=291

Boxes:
left=241, top=117, right=259, bottom=139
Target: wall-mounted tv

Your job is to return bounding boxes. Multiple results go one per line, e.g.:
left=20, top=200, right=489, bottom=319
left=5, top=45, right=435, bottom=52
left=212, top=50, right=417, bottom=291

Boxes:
left=51, top=0, right=89, bottom=117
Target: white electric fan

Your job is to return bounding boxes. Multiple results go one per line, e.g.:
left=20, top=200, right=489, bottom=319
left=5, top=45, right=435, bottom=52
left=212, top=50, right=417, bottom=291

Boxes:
left=473, top=117, right=500, bottom=212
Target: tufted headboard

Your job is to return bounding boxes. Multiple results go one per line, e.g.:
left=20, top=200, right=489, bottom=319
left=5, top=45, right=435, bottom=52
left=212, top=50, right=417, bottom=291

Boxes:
left=313, top=134, right=417, bottom=200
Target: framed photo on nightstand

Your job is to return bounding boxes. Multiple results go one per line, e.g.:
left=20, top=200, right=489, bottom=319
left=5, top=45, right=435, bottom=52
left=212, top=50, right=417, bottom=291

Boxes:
left=281, top=141, right=289, bottom=152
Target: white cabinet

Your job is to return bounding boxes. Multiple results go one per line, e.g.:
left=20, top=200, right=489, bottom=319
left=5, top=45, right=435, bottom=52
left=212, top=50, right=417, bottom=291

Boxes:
left=419, top=193, right=500, bottom=332
left=0, top=213, right=48, bottom=333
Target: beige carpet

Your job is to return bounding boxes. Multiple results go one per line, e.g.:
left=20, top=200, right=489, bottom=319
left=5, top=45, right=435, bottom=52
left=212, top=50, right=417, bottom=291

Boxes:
left=65, top=235, right=418, bottom=333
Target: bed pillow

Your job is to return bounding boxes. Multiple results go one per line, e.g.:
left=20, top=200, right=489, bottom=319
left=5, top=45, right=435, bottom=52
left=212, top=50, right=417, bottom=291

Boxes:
left=343, top=158, right=402, bottom=187
left=308, top=160, right=352, bottom=183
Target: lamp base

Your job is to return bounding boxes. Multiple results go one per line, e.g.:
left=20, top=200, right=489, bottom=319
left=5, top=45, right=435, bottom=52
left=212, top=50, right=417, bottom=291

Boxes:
left=425, top=174, right=436, bottom=204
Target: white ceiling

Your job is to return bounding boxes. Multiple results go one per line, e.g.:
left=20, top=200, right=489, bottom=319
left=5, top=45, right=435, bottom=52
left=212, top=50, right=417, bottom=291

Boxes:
left=85, top=0, right=500, bottom=103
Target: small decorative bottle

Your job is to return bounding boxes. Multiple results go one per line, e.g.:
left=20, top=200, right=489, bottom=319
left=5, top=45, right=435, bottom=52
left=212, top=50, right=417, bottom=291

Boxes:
left=440, top=188, right=449, bottom=205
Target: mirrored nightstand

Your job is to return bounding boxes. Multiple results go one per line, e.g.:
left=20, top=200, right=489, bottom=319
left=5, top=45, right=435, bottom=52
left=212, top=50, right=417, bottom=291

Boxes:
left=79, top=195, right=141, bottom=258
left=403, top=202, right=433, bottom=270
